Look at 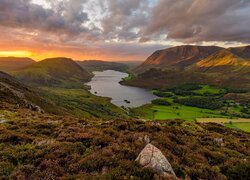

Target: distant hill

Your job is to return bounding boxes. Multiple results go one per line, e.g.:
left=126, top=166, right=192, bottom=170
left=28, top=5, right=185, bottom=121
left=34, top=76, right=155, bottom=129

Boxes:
left=124, top=45, right=250, bottom=90
left=12, top=57, right=92, bottom=87
left=76, top=60, right=128, bottom=72
left=0, top=57, right=35, bottom=72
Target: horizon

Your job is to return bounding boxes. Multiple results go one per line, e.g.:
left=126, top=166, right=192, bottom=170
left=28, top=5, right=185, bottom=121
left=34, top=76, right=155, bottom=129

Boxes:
left=0, top=0, right=249, bottom=61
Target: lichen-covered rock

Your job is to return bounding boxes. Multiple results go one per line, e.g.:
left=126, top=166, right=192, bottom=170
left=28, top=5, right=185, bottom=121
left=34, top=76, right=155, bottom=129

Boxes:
left=136, top=143, right=176, bottom=178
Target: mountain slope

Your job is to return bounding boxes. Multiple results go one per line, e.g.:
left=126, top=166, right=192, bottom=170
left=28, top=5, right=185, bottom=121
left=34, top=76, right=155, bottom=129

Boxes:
left=12, top=57, right=92, bottom=87
left=135, top=45, right=223, bottom=73
left=77, top=60, right=128, bottom=72
left=194, top=49, right=250, bottom=73
left=0, top=57, right=35, bottom=72
left=0, top=71, right=56, bottom=111
left=124, top=45, right=250, bottom=90
left=229, top=45, right=250, bottom=59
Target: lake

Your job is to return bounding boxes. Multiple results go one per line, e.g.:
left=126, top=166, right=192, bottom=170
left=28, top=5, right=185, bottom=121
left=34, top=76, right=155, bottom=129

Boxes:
left=86, top=70, right=157, bottom=107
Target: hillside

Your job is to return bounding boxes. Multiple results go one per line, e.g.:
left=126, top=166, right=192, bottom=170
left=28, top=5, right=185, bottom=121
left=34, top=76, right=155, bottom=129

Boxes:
left=0, top=57, right=35, bottom=72
left=194, top=49, right=250, bottom=73
left=0, top=104, right=249, bottom=179
left=135, top=45, right=223, bottom=73
left=0, top=71, right=57, bottom=112
left=229, top=46, right=250, bottom=59
left=77, top=60, right=128, bottom=72
left=12, top=58, right=92, bottom=87
left=124, top=45, right=250, bottom=90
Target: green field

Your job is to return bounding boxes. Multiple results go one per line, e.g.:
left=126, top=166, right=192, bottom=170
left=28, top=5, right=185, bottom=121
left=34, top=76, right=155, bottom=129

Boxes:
left=193, top=85, right=224, bottom=95
left=131, top=104, right=226, bottom=121
left=225, top=122, right=250, bottom=132
left=131, top=104, right=250, bottom=132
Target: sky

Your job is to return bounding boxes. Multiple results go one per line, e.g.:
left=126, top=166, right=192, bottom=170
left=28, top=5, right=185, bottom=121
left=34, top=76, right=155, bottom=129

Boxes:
left=0, top=0, right=249, bottom=61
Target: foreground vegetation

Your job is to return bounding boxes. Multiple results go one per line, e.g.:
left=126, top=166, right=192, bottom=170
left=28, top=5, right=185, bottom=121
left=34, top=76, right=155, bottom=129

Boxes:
left=0, top=105, right=249, bottom=179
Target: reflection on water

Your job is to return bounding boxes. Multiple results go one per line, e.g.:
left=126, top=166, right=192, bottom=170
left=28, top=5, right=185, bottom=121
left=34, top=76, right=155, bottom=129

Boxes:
left=86, top=70, right=157, bottom=107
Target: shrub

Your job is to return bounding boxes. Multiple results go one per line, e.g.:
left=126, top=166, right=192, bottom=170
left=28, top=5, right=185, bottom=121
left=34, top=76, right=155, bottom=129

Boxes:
left=174, top=97, right=223, bottom=110
left=152, top=99, right=171, bottom=106
left=153, top=91, right=173, bottom=97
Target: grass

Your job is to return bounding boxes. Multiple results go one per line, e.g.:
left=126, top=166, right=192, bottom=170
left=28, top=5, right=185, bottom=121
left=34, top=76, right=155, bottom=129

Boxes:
left=131, top=104, right=226, bottom=121
left=225, top=122, right=250, bottom=132
left=122, top=73, right=134, bottom=81
left=196, top=118, right=250, bottom=123
left=40, top=87, right=128, bottom=119
left=193, top=85, right=225, bottom=95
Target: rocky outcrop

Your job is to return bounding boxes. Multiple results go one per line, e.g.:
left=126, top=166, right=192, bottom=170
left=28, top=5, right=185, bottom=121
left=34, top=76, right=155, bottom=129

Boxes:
left=26, top=103, right=43, bottom=113
left=136, top=143, right=176, bottom=179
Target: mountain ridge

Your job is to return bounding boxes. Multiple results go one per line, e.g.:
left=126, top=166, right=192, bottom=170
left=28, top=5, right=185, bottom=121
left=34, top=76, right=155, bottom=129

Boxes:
left=0, top=57, right=35, bottom=72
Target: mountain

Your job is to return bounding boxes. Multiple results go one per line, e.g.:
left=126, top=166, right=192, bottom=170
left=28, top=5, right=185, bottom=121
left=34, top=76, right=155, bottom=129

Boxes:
left=12, top=57, right=92, bottom=87
left=77, top=60, right=128, bottom=72
left=0, top=57, right=35, bottom=72
left=123, top=45, right=250, bottom=90
left=193, top=49, right=250, bottom=73
left=229, top=45, right=250, bottom=59
left=135, top=45, right=223, bottom=73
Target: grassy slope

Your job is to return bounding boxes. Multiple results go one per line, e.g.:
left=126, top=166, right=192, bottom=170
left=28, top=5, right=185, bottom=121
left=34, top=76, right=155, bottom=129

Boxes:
left=193, top=85, right=225, bottom=95
left=40, top=87, right=128, bottom=119
left=0, top=57, right=35, bottom=72
left=225, top=123, right=250, bottom=132
left=12, top=58, right=92, bottom=87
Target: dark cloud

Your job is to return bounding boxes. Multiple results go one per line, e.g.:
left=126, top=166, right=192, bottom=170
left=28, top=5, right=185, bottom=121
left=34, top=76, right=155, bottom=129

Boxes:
left=0, top=0, right=91, bottom=35
left=101, top=0, right=149, bottom=41
left=142, top=0, right=250, bottom=43
left=0, top=0, right=249, bottom=61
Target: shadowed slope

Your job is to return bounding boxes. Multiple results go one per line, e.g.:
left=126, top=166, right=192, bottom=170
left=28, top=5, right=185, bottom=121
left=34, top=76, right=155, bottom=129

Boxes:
left=12, top=57, right=92, bottom=87
left=0, top=57, right=35, bottom=72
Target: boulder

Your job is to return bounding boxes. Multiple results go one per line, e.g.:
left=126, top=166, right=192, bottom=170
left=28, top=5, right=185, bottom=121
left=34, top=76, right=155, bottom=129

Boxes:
left=136, top=143, right=176, bottom=178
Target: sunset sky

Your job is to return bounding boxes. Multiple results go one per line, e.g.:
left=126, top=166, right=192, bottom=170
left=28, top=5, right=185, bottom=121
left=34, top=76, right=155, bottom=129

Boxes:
left=0, top=0, right=250, bottom=61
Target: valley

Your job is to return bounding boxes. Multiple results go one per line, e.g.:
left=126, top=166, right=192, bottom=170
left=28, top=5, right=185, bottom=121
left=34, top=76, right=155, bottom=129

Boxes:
left=0, top=45, right=249, bottom=179
left=1, top=1, right=250, bottom=179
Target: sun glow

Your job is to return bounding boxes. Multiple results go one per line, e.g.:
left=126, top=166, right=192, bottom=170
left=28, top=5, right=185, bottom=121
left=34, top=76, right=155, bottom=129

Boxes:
left=0, top=51, right=32, bottom=57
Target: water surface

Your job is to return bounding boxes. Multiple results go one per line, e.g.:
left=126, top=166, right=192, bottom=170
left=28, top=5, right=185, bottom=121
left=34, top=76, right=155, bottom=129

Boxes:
left=86, top=70, right=157, bottom=107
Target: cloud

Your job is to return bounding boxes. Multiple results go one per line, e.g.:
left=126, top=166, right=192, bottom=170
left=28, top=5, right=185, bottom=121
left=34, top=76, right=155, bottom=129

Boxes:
left=100, top=0, right=150, bottom=41
left=142, top=0, right=250, bottom=43
left=0, top=0, right=249, bottom=61
left=0, top=0, right=91, bottom=35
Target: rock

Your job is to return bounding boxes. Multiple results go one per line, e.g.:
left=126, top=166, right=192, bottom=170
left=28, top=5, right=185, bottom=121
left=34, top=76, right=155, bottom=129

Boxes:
left=0, top=119, right=7, bottom=123
left=34, top=139, right=55, bottom=146
left=214, top=138, right=224, bottom=144
left=144, top=135, right=150, bottom=144
left=136, top=143, right=176, bottom=178
left=26, top=103, right=44, bottom=113
left=214, top=138, right=225, bottom=147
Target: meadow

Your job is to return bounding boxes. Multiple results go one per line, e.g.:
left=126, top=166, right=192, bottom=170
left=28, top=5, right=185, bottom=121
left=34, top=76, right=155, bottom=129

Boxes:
left=130, top=84, right=250, bottom=132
